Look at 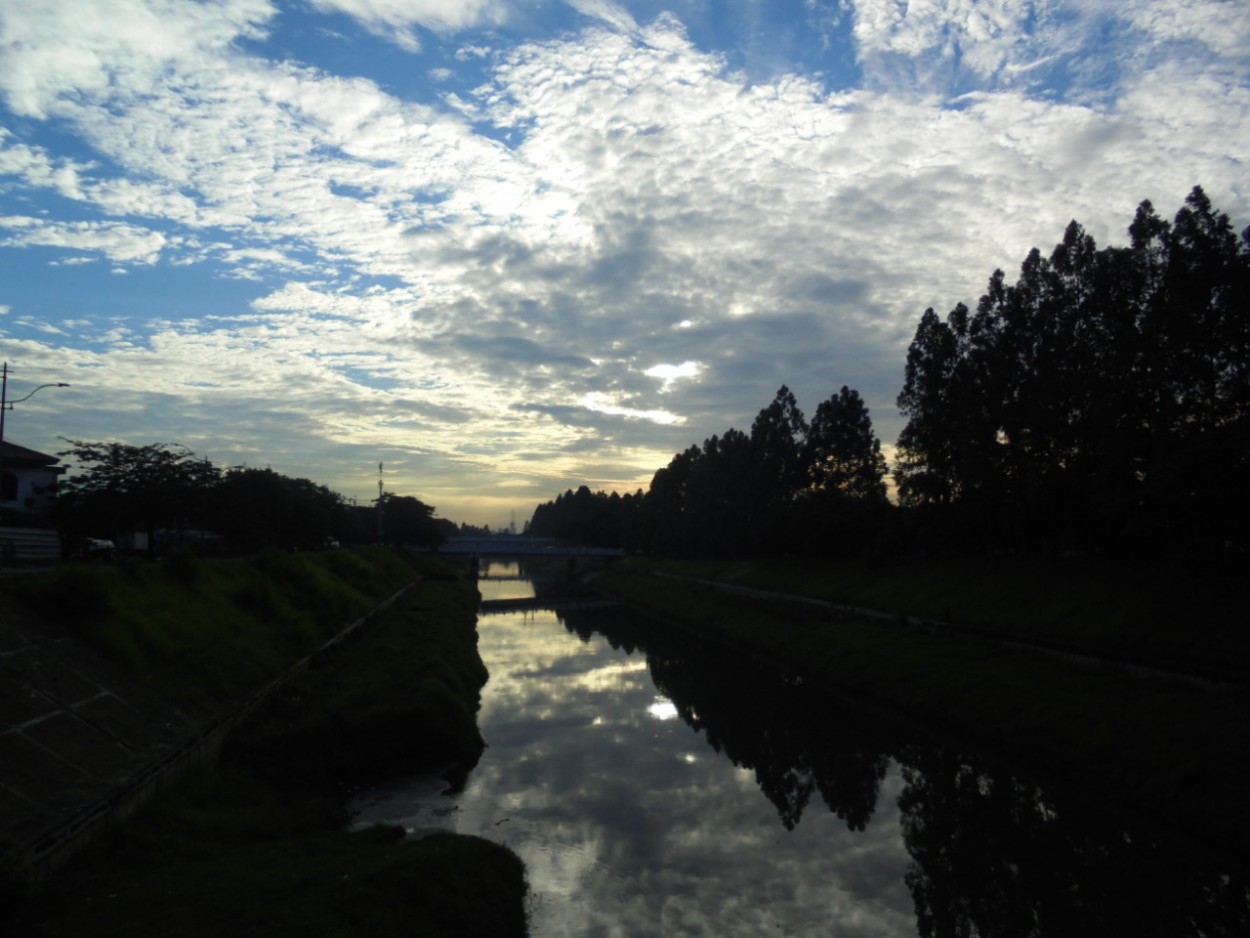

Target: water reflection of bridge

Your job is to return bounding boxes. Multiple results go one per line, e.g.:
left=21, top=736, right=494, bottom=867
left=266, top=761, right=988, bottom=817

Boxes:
left=440, top=536, right=624, bottom=559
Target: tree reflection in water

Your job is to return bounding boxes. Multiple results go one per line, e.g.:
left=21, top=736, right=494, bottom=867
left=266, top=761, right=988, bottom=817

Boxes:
left=557, top=602, right=1250, bottom=937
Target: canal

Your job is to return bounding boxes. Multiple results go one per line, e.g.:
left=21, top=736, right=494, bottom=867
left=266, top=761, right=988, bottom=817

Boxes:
left=350, top=562, right=1248, bottom=936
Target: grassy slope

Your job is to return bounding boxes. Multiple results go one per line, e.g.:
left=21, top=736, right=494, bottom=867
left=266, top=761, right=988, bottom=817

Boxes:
left=632, top=553, right=1249, bottom=680
left=223, top=564, right=491, bottom=788
left=9, top=547, right=423, bottom=712
left=8, top=551, right=527, bottom=938
left=594, top=557, right=1250, bottom=855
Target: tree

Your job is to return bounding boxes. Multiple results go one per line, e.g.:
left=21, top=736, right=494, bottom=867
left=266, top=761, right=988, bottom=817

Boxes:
left=686, top=428, right=760, bottom=555
left=893, top=187, right=1250, bottom=555
left=750, top=385, right=809, bottom=500
left=894, top=308, right=963, bottom=507
left=805, top=386, right=887, bottom=502
left=746, top=386, right=809, bottom=551
left=55, top=440, right=219, bottom=556
left=641, top=445, right=702, bottom=553
left=211, top=467, right=346, bottom=551
left=380, top=493, right=444, bottom=548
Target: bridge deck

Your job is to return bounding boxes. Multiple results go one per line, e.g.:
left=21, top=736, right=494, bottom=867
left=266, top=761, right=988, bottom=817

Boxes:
left=441, top=537, right=622, bottom=558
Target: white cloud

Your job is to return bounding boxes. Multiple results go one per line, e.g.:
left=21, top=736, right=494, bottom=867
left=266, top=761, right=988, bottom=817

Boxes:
left=645, top=361, right=701, bottom=391
left=308, top=0, right=509, bottom=50
left=0, top=215, right=167, bottom=264
left=1126, top=0, right=1250, bottom=60
left=565, top=0, right=638, bottom=33
left=0, top=0, right=275, bottom=119
left=580, top=392, right=683, bottom=425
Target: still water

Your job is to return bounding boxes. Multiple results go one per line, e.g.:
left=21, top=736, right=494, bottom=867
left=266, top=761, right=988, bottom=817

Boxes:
left=350, top=562, right=1248, bottom=937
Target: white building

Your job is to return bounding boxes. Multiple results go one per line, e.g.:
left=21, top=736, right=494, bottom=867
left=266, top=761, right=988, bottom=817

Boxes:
left=0, top=440, right=65, bottom=517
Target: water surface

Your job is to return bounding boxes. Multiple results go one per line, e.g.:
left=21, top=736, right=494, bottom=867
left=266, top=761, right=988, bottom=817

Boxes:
left=350, top=563, right=1248, bottom=936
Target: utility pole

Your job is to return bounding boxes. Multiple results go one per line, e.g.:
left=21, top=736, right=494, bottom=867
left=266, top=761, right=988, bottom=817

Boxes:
left=376, top=461, right=384, bottom=544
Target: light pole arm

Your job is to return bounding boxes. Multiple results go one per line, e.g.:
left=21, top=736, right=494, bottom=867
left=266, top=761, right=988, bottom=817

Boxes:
left=2, top=382, right=71, bottom=409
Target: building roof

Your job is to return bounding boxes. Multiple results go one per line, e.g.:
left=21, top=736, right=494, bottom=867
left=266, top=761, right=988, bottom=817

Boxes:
left=0, top=440, right=61, bottom=467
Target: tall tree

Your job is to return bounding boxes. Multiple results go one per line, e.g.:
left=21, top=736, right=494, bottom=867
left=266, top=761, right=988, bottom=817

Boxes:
left=686, top=429, right=759, bottom=556
left=642, top=445, right=702, bottom=553
left=805, top=386, right=888, bottom=502
left=893, top=187, right=1250, bottom=554
left=895, top=307, right=963, bottom=507
left=750, top=385, right=809, bottom=499
left=749, top=386, right=809, bottom=550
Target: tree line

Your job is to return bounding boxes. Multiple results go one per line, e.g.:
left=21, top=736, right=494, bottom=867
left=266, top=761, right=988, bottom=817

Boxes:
left=528, top=384, right=891, bottom=557
left=530, top=186, right=1249, bottom=558
left=54, top=439, right=452, bottom=557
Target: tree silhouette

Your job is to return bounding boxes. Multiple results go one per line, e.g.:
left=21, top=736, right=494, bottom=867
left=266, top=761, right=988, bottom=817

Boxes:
left=211, top=467, right=346, bottom=551
left=894, top=187, right=1250, bottom=555
left=55, top=440, right=219, bottom=556
left=380, top=493, right=444, bottom=548
left=806, top=385, right=888, bottom=502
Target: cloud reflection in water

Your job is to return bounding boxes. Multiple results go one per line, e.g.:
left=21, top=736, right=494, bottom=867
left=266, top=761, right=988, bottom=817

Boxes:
left=354, top=606, right=914, bottom=937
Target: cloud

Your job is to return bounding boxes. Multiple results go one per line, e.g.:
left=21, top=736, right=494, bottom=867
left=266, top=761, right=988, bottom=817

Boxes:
left=1, top=2, right=1248, bottom=522
left=0, top=215, right=168, bottom=264
left=644, top=360, right=701, bottom=391
left=564, top=0, right=638, bottom=33
left=0, top=0, right=275, bottom=119
left=309, top=0, right=509, bottom=50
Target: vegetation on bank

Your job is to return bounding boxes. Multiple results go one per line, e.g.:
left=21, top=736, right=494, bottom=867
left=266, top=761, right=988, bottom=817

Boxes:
left=622, top=552, right=1249, bottom=681
left=8, top=546, right=421, bottom=710
left=47, top=439, right=456, bottom=557
left=223, top=563, right=490, bottom=791
left=8, top=552, right=528, bottom=938
left=593, top=558, right=1250, bottom=855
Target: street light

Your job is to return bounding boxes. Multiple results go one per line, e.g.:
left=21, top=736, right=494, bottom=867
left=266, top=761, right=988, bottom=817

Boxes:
left=0, top=361, right=70, bottom=521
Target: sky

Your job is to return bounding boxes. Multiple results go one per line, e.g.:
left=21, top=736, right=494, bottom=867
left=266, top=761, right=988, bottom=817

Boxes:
left=1, top=0, right=1248, bottom=527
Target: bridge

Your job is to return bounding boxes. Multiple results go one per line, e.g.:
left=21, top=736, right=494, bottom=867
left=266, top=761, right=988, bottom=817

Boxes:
left=438, top=536, right=623, bottom=559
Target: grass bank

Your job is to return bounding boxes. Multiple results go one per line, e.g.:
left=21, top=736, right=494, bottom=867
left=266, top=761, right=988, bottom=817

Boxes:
left=594, top=557, right=1250, bottom=856
left=7, top=552, right=527, bottom=937
left=223, top=561, right=490, bottom=790
left=626, top=553, right=1248, bottom=681
left=7, top=547, right=424, bottom=712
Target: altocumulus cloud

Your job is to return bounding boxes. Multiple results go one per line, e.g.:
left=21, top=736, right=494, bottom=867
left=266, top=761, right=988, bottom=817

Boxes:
left=0, top=0, right=1247, bottom=524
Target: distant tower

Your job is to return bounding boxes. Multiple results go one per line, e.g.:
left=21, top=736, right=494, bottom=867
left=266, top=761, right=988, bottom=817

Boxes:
left=510, top=510, right=516, bottom=536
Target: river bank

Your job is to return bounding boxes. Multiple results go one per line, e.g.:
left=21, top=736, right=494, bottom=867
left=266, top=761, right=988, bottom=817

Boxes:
left=3, top=550, right=527, bottom=937
left=592, top=556, right=1250, bottom=859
